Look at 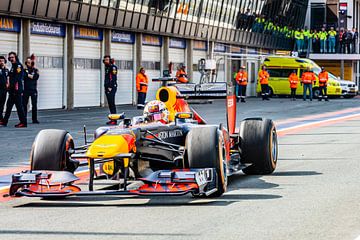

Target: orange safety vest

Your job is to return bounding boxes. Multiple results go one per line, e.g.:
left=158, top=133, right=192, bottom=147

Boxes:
left=318, top=71, right=329, bottom=87
left=176, top=69, right=189, bottom=83
left=259, top=70, right=270, bottom=85
left=136, top=73, right=148, bottom=93
left=235, top=70, right=248, bottom=86
left=288, top=73, right=299, bottom=89
left=301, top=71, right=316, bottom=84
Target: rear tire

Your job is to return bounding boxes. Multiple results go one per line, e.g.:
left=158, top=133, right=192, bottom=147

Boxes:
left=239, top=119, right=278, bottom=175
left=186, top=126, right=227, bottom=197
left=30, top=129, right=75, bottom=172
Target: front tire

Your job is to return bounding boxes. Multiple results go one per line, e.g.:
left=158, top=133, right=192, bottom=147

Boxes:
left=239, top=119, right=278, bottom=175
left=185, top=126, right=227, bottom=197
left=30, top=129, right=76, bottom=172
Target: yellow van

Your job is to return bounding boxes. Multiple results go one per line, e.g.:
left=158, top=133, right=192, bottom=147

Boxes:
left=256, top=56, right=342, bottom=97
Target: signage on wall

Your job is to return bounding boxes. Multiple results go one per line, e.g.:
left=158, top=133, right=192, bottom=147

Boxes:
left=169, top=38, right=186, bottom=49
left=214, top=43, right=226, bottom=52
left=142, top=35, right=162, bottom=46
left=193, top=40, right=207, bottom=51
left=0, top=17, right=21, bottom=33
left=31, top=21, right=65, bottom=37
left=75, top=26, right=103, bottom=41
left=111, top=31, right=135, bottom=43
left=230, top=46, right=243, bottom=53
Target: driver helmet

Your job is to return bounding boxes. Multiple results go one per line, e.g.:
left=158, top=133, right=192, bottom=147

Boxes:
left=143, top=100, right=169, bottom=124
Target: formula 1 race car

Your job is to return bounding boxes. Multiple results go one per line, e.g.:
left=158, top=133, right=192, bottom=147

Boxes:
left=8, top=78, right=278, bottom=199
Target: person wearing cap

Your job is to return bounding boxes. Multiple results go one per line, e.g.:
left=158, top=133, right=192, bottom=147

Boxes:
left=175, top=65, right=188, bottom=83
left=318, top=67, right=329, bottom=101
left=136, top=67, right=148, bottom=109
left=235, top=66, right=248, bottom=103
left=301, top=67, right=316, bottom=101
left=103, top=55, right=118, bottom=125
left=258, top=66, right=270, bottom=100
left=288, top=70, right=299, bottom=101
left=0, top=56, right=9, bottom=123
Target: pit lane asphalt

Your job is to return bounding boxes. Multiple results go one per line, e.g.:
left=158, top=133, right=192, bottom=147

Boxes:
left=1, top=97, right=360, bottom=240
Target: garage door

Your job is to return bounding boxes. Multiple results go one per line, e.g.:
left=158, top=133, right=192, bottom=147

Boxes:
left=169, top=38, right=186, bottom=77
left=214, top=43, right=226, bottom=83
left=74, top=39, right=102, bottom=107
left=111, top=42, right=134, bottom=105
left=193, top=50, right=207, bottom=84
left=30, top=29, right=65, bottom=109
left=0, top=17, right=20, bottom=62
left=142, top=45, right=161, bottom=101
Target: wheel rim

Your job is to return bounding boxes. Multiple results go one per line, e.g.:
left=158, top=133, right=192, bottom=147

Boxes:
left=271, top=128, right=278, bottom=164
left=218, top=136, right=228, bottom=191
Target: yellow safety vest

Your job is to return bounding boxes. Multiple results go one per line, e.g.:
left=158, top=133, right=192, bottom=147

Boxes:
left=319, top=31, right=328, bottom=40
left=328, top=30, right=337, bottom=37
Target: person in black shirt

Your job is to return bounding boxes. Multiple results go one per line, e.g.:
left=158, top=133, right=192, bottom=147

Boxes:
left=0, top=56, right=9, bottom=122
left=0, top=52, right=27, bottom=128
left=23, top=55, right=40, bottom=124
left=103, top=55, right=118, bottom=125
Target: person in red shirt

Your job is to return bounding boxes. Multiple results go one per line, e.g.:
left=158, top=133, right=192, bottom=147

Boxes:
left=258, top=66, right=270, bottom=100
left=175, top=65, right=189, bottom=83
left=235, top=66, right=248, bottom=103
left=288, top=70, right=299, bottom=101
left=318, top=67, right=329, bottom=101
left=301, top=67, right=316, bottom=101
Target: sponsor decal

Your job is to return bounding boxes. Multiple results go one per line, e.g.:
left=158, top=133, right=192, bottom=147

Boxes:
left=111, top=30, right=135, bottom=43
left=0, top=17, right=21, bottom=33
left=31, top=21, right=65, bottom=37
left=157, top=130, right=183, bottom=139
left=142, top=35, right=162, bottom=46
left=75, top=26, right=103, bottom=41
left=227, top=98, right=234, bottom=108
left=193, top=40, right=207, bottom=51
left=214, top=43, right=226, bottom=52
left=169, top=38, right=186, bottom=49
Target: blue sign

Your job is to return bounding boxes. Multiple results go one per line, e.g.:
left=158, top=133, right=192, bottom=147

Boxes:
left=214, top=43, right=226, bottom=52
left=0, top=17, right=21, bottom=33
left=111, top=31, right=135, bottom=44
left=169, top=38, right=186, bottom=49
left=142, top=35, right=162, bottom=46
left=75, top=26, right=103, bottom=41
left=31, top=21, right=65, bottom=37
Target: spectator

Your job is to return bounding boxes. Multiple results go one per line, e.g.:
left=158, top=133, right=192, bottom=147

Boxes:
left=319, top=28, right=328, bottom=53
left=328, top=27, right=337, bottom=53
left=304, top=27, right=310, bottom=52
left=136, top=67, right=148, bottom=109
left=0, top=56, right=9, bottom=123
left=339, top=28, right=345, bottom=53
left=23, top=55, right=40, bottom=124
left=311, top=30, right=320, bottom=53
left=352, top=28, right=358, bottom=54
left=344, top=29, right=353, bottom=54
left=294, top=28, right=304, bottom=53
left=335, top=28, right=340, bottom=53
left=0, top=52, right=27, bottom=128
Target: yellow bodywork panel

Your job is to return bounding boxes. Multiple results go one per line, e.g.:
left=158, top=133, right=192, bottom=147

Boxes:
left=86, top=135, right=129, bottom=159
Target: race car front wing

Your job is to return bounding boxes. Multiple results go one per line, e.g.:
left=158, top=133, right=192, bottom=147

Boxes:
left=6, top=168, right=218, bottom=198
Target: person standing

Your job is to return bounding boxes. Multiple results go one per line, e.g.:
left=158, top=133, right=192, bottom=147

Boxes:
left=319, top=28, right=328, bottom=53
left=301, top=67, right=316, bottom=101
left=0, top=52, right=27, bottom=128
left=303, top=27, right=310, bottom=52
left=288, top=70, right=299, bottom=101
left=23, top=55, right=40, bottom=124
left=328, top=27, right=337, bottom=53
left=235, top=66, right=248, bottom=103
left=258, top=66, right=270, bottom=101
left=345, top=29, right=353, bottom=54
left=136, top=67, right=148, bottom=109
left=103, top=55, right=118, bottom=125
left=312, top=29, right=320, bottom=53
left=175, top=65, right=189, bottom=83
left=318, top=67, right=329, bottom=101
left=339, top=28, right=345, bottom=53
left=294, top=28, right=304, bottom=53
left=0, top=56, right=9, bottom=122
left=352, top=28, right=358, bottom=54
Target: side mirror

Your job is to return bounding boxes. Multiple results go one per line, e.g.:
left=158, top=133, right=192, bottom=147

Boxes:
left=108, top=112, right=125, bottom=121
